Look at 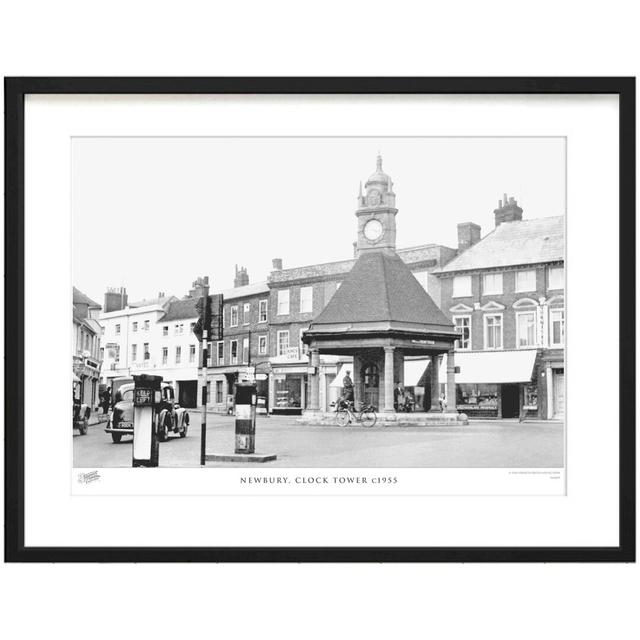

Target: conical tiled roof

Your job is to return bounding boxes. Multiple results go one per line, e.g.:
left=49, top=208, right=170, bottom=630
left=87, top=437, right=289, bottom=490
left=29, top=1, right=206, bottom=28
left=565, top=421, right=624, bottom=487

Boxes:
left=309, top=250, right=453, bottom=334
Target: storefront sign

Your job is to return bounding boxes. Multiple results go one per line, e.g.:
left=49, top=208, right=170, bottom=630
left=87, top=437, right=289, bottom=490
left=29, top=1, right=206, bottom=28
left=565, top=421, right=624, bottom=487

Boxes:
left=411, top=339, right=435, bottom=345
left=272, top=366, right=309, bottom=374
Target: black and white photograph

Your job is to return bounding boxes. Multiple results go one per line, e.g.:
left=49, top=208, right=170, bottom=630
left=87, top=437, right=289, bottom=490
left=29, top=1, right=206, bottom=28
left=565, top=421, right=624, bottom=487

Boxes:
left=72, top=136, right=566, bottom=474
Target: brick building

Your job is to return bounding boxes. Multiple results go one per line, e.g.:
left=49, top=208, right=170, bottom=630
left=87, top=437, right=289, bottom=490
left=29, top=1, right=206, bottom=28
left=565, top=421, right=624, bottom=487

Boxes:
left=204, top=268, right=271, bottom=413
left=433, top=196, right=565, bottom=419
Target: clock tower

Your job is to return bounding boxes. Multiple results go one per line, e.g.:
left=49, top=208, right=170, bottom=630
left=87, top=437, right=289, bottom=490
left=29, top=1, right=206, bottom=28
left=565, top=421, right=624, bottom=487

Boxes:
left=355, top=154, right=398, bottom=255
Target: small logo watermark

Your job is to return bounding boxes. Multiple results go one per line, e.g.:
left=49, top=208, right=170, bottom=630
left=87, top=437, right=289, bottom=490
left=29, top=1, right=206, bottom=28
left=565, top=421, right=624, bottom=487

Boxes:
left=77, top=470, right=101, bottom=484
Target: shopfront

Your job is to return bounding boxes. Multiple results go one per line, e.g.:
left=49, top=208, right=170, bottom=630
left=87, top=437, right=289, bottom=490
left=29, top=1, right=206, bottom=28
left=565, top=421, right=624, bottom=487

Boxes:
left=440, top=349, right=539, bottom=419
left=270, top=366, right=309, bottom=415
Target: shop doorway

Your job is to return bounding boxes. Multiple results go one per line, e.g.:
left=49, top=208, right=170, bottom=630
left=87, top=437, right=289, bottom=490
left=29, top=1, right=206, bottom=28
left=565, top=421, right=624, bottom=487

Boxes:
left=501, top=384, right=520, bottom=418
left=361, top=362, right=380, bottom=410
left=553, top=369, right=565, bottom=418
left=179, top=380, right=198, bottom=408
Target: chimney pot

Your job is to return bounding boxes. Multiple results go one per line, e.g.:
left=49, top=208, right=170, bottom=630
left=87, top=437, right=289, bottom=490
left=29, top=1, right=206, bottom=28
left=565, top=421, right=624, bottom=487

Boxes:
left=272, top=258, right=283, bottom=271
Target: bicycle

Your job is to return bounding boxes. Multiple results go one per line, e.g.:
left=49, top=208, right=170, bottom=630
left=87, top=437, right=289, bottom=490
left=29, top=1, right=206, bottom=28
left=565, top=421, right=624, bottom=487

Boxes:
left=334, top=400, right=377, bottom=428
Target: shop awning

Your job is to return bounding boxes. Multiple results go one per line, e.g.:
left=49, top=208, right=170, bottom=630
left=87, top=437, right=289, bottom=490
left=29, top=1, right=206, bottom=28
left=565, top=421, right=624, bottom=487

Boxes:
left=440, top=350, right=537, bottom=384
left=404, top=359, right=430, bottom=386
left=330, top=364, right=350, bottom=388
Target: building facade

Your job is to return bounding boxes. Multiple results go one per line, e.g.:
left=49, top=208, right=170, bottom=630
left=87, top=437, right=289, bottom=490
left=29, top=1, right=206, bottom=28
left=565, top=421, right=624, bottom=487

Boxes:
left=98, top=293, right=177, bottom=390
left=434, top=196, right=565, bottom=419
left=201, top=268, right=271, bottom=414
left=72, top=287, right=103, bottom=409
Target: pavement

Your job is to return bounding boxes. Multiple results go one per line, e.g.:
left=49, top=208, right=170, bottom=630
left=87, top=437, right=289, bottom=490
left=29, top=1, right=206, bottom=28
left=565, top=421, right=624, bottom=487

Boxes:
left=73, top=413, right=565, bottom=469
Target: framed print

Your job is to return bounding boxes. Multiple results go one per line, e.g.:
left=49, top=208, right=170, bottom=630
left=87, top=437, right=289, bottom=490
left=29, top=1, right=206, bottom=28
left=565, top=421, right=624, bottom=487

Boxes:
left=4, top=77, right=635, bottom=562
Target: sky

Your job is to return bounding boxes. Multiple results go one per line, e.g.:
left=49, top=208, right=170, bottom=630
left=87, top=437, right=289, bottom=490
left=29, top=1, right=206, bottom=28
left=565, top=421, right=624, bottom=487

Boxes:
left=72, top=137, right=566, bottom=305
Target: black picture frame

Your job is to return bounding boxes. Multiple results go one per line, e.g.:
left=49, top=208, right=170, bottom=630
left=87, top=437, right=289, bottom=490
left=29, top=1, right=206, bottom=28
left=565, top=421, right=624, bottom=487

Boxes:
left=4, top=77, right=635, bottom=563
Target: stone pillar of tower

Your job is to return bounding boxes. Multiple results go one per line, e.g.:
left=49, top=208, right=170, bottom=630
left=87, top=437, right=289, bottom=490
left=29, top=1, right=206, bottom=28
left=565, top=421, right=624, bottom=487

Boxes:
left=383, top=346, right=395, bottom=413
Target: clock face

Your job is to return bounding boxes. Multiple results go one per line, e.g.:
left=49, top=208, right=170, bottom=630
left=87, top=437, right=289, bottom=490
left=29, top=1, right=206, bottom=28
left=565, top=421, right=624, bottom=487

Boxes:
left=367, top=190, right=381, bottom=206
left=363, top=219, right=383, bottom=241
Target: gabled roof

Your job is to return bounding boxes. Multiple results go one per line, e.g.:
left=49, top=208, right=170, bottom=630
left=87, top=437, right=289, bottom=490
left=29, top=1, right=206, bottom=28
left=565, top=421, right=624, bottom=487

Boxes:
left=309, top=250, right=453, bottom=334
left=436, top=216, right=564, bottom=274
left=73, top=287, right=101, bottom=309
left=162, top=298, right=199, bottom=322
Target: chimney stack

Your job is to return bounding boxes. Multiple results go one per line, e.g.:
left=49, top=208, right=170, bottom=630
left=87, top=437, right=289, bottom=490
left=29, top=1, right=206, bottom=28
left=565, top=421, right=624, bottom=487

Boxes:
left=272, top=258, right=283, bottom=271
left=188, top=276, right=210, bottom=298
left=234, top=265, right=250, bottom=288
left=457, top=222, right=482, bottom=252
left=494, top=194, right=523, bottom=227
left=104, top=287, right=128, bottom=313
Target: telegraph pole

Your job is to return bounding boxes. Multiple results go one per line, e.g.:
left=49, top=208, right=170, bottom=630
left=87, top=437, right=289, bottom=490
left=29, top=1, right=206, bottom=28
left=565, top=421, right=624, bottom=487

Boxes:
left=200, top=279, right=210, bottom=466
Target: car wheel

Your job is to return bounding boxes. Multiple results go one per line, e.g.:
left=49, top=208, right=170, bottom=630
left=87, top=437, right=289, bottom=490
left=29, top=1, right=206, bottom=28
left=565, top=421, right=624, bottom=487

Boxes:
left=111, top=432, right=122, bottom=443
left=157, top=416, right=168, bottom=442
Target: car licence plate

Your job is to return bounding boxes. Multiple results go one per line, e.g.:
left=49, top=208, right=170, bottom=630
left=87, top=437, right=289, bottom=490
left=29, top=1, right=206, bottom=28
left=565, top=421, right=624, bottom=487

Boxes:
left=119, top=422, right=133, bottom=430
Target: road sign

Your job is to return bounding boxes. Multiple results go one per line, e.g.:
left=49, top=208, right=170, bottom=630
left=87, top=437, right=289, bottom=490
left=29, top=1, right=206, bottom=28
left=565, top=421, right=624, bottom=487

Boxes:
left=255, top=373, right=268, bottom=381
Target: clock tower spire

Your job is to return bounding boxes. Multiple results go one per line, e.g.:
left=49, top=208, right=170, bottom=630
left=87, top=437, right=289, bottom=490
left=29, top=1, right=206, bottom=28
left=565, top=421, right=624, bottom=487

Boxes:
left=355, top=154, right=398, bottom=255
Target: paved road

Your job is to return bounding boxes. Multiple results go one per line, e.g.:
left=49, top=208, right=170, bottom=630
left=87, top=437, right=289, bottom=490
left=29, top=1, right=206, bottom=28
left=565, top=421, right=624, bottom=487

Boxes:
left=74, top=412, right=564, bottom=468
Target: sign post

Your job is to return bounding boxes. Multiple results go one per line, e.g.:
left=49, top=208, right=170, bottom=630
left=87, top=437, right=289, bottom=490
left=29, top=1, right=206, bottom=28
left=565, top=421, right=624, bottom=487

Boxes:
left=132, top=374, right=162, bottom=468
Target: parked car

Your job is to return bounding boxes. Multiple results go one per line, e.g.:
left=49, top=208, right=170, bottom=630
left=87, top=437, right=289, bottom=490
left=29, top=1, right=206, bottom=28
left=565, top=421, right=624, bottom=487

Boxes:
left=105, top=382, right=189, bottom=443
left=73, top=379, right=90, bottom=435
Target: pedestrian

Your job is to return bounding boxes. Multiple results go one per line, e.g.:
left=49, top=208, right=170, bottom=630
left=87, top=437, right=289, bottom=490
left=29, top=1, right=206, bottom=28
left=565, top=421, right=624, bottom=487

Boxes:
left=342, top=370, right=354, bottom=404
left=439, top=392, right=447, bottom=412
left=102, top=387, right=111, bottom=414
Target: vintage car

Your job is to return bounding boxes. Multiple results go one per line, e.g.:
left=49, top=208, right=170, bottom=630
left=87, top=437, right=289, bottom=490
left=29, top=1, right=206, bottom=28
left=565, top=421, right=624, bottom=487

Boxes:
left=105, top=382, right=189, bottom=443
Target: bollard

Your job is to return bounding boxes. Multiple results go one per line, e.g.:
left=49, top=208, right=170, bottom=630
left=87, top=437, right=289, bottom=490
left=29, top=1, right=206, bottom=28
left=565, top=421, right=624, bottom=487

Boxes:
left=234, top=382, right=257, bottom=454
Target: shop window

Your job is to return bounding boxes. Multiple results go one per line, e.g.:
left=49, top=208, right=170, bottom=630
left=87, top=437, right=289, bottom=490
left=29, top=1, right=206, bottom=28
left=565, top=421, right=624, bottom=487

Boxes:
left=453, top=275, right=472, bottom=298
left=189, top=344, right=196, bottom=363
left=456, top=384, right=498, bottom=410
left=484, top=314, right=503, bottom=349
left=258, top=335, right=267, bottom=356
left=453, top=316, right=471, bottom=350
left=548, top=266, right=564, bottom=290
left=162, top=347, right=168, bottom=365
left=217, top=341, right=224, bottom=365
left=483, top=272, right=503, bottom=295
left=230, top=306, right=239, bottom=327
left=216, top=380, right=223, bottom=404
left=274, top=375, right=303, bottom=408
left=517, top=311, right=536, bottom=347
left=243, top=303, right=251, bottom=325
left=277, top=330, right=290, bottom=357
left=300, top=286, right=313, bottom=313
left=515, top=269, right=536, bottom=292
left=550, top=309, right=565, bottom=346
left=277, top=289, right=290, bottom=315
left=259, top=299, right=268, bottom=323
left=175, top=346, right=181, bottom=364
left=230, top=340, right=238, bottom=365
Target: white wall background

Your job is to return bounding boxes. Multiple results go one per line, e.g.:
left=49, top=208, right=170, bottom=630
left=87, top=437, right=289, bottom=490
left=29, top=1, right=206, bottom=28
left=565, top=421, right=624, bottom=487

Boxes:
left=1, top=2, right=638, bottom=640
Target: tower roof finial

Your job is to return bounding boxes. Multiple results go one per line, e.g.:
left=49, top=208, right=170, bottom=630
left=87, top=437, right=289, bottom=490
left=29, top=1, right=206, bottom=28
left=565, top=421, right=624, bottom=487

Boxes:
left=376, top=152, right=382, bottom=171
